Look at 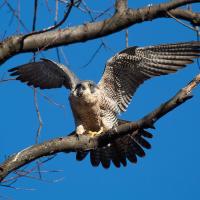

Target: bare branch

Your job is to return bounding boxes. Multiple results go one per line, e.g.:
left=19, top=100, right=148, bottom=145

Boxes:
left=115, top=0, right=127, bottom=13
left=166, top=10, right=197, bottom=31
left=81, top=42, right=104, bottom=68
left=0, top=73, right=199, bottom=182
left=2, top=156, right=56, bottom=184
left=0, top=1, right=6, bottom=10
left=17, top=0, right=21, bottom=33
left=32, top=0, right=38, bottom=32
left=28, top=0, right=74, bottom=36
left=4, top=0, right=29, bottom=32
left=125, top=29, right=128, bottom=48
left=34, top=89, right=43, bottom=144
left=0, top=78, right=15, bottom=83
left=1, top=184, right=36, bottom=191
left=0, top=0, right=199, bottom=65
left=169, top=9, right=200, bottom=26
left=55, top=0, right=61, bottom=62
left=38, top=91, right=66, bottom=114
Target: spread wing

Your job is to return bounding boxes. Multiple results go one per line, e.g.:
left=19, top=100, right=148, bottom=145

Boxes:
left=98, top=41, right=200, bottom=112
left=9, top=58, right=80, bottom=90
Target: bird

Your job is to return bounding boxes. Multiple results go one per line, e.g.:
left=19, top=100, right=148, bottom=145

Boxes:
left=9, top=41, right=200, bottom=168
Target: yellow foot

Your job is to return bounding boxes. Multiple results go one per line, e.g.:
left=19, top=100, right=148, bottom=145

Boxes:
left=88, top=127, right=104, bottom=137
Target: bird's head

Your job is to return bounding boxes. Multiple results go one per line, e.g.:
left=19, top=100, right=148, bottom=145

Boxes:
left=71, top=80, right=99, bottom=100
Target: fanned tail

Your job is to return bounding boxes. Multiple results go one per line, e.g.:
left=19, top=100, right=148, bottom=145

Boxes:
left=76, top=119, right=153, bottom=168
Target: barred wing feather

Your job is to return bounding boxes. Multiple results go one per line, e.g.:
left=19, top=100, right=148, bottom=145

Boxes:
left=98, top=41, right=200, bottom=112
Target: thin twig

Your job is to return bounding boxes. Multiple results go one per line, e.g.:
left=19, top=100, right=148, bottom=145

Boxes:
left=32, top=0, right=43, bottom=180
left=34, top=89, right=43, bottom=144
left=37, top=90, right=66, bottom=116
left=125, top=29, right=128, bottom=48
left=0, top=1, right=6, bottom=10
left=81, top=42, right=104, bottom=68
left=17, top=0, right=20, bottom=33
left=14, top=171, right=64, bottom=183
left=2, top=156, right=56, bottom=184
left=18, top=169, right=64, bottom=174
left=18, top=0, right=74, bottom=59
left=93, top=6, right=113, bottom=20
left=60, top=47, right=69, bottom=65
left=5, top=0, right=29, bottom=32
left=22, top=0, right=74, bottom=39
left=81, top=0, right=95, bottom=21
left=32, top=0, right=38, bottom=32
left=45, top=0, right=52, bottom=13
left=166, top=10, right=200, bottom=70
left=32, top=0, right=38, bottom=61
left=1, top=184, right=36, bottom=191
left=0, top=79, right=66, bottom=116
left=196, top=27, right=200, bottom=70
left=76, top=1, right=113, bottom=21
left=0, top=78, right=15, bottom=83
left=55, top=0, right=61, bottom=62
left=166, top=10, right=197, bottom=31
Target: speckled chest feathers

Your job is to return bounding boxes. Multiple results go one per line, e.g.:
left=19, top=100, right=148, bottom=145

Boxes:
left=69, top=80, right=119, bottom=134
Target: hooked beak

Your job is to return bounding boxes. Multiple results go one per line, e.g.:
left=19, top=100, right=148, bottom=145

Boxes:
left=77, top=88, right=84, bottom=97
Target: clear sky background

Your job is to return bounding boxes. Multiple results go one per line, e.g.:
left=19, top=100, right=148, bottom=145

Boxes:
left=0, top=0, right=200, bottom=199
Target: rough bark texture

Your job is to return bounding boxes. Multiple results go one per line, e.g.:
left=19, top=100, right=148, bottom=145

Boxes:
left=0, top=0, right=199, bottom=64
left=0, top=74, right=199, bottom=182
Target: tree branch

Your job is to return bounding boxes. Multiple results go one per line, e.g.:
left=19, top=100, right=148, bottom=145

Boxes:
left=0, top=0, right=199, bottom=64
left=0, top=73, right=199, bottom=182
left=169, top=9, right=200, bottom=26
left=115, top=0, right=127, bottom=13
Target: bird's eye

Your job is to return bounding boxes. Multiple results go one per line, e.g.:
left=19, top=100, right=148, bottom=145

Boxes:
left=76, top=84, right=81, bottom=90
left=88, top=83, right=93, bottom=88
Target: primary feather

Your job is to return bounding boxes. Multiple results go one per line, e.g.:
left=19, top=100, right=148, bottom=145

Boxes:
left=98, top=41, right=200, bottom=112
left=9, top=58, right=79, bottom=89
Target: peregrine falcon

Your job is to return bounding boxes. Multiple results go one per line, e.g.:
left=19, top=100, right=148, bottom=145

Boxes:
left=9, top=41, right=200, bottom=168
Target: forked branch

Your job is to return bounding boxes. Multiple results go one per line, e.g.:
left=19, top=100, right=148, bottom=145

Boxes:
left=0, top=0, right=199, bottom=64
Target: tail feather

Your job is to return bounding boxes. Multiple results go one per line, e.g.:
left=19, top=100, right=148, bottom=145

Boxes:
left=76, top=119, right=153, bottom=168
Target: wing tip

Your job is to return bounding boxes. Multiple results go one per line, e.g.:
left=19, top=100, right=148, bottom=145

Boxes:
left=8, top=67, right=19, bottom=74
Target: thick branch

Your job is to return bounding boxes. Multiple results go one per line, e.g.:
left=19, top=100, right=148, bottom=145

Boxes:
left=0, top=73, right=199, bottom=182
left=0, top=0, right=199, bottom=64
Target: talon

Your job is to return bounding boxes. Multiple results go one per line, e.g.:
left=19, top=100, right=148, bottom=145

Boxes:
left=88, top=127, right=104, bottom=137
left=75, top=133, right=80, bottom=140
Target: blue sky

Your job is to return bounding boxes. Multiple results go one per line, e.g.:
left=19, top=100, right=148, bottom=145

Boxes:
left=0, top=0, right=200, bottom=199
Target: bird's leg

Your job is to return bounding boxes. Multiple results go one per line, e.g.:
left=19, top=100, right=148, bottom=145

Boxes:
left=76, top=125, right=85, bottom=135
left=75, top=125, right=86, bottom=140
left=88, top=127, right=104, bottom=137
